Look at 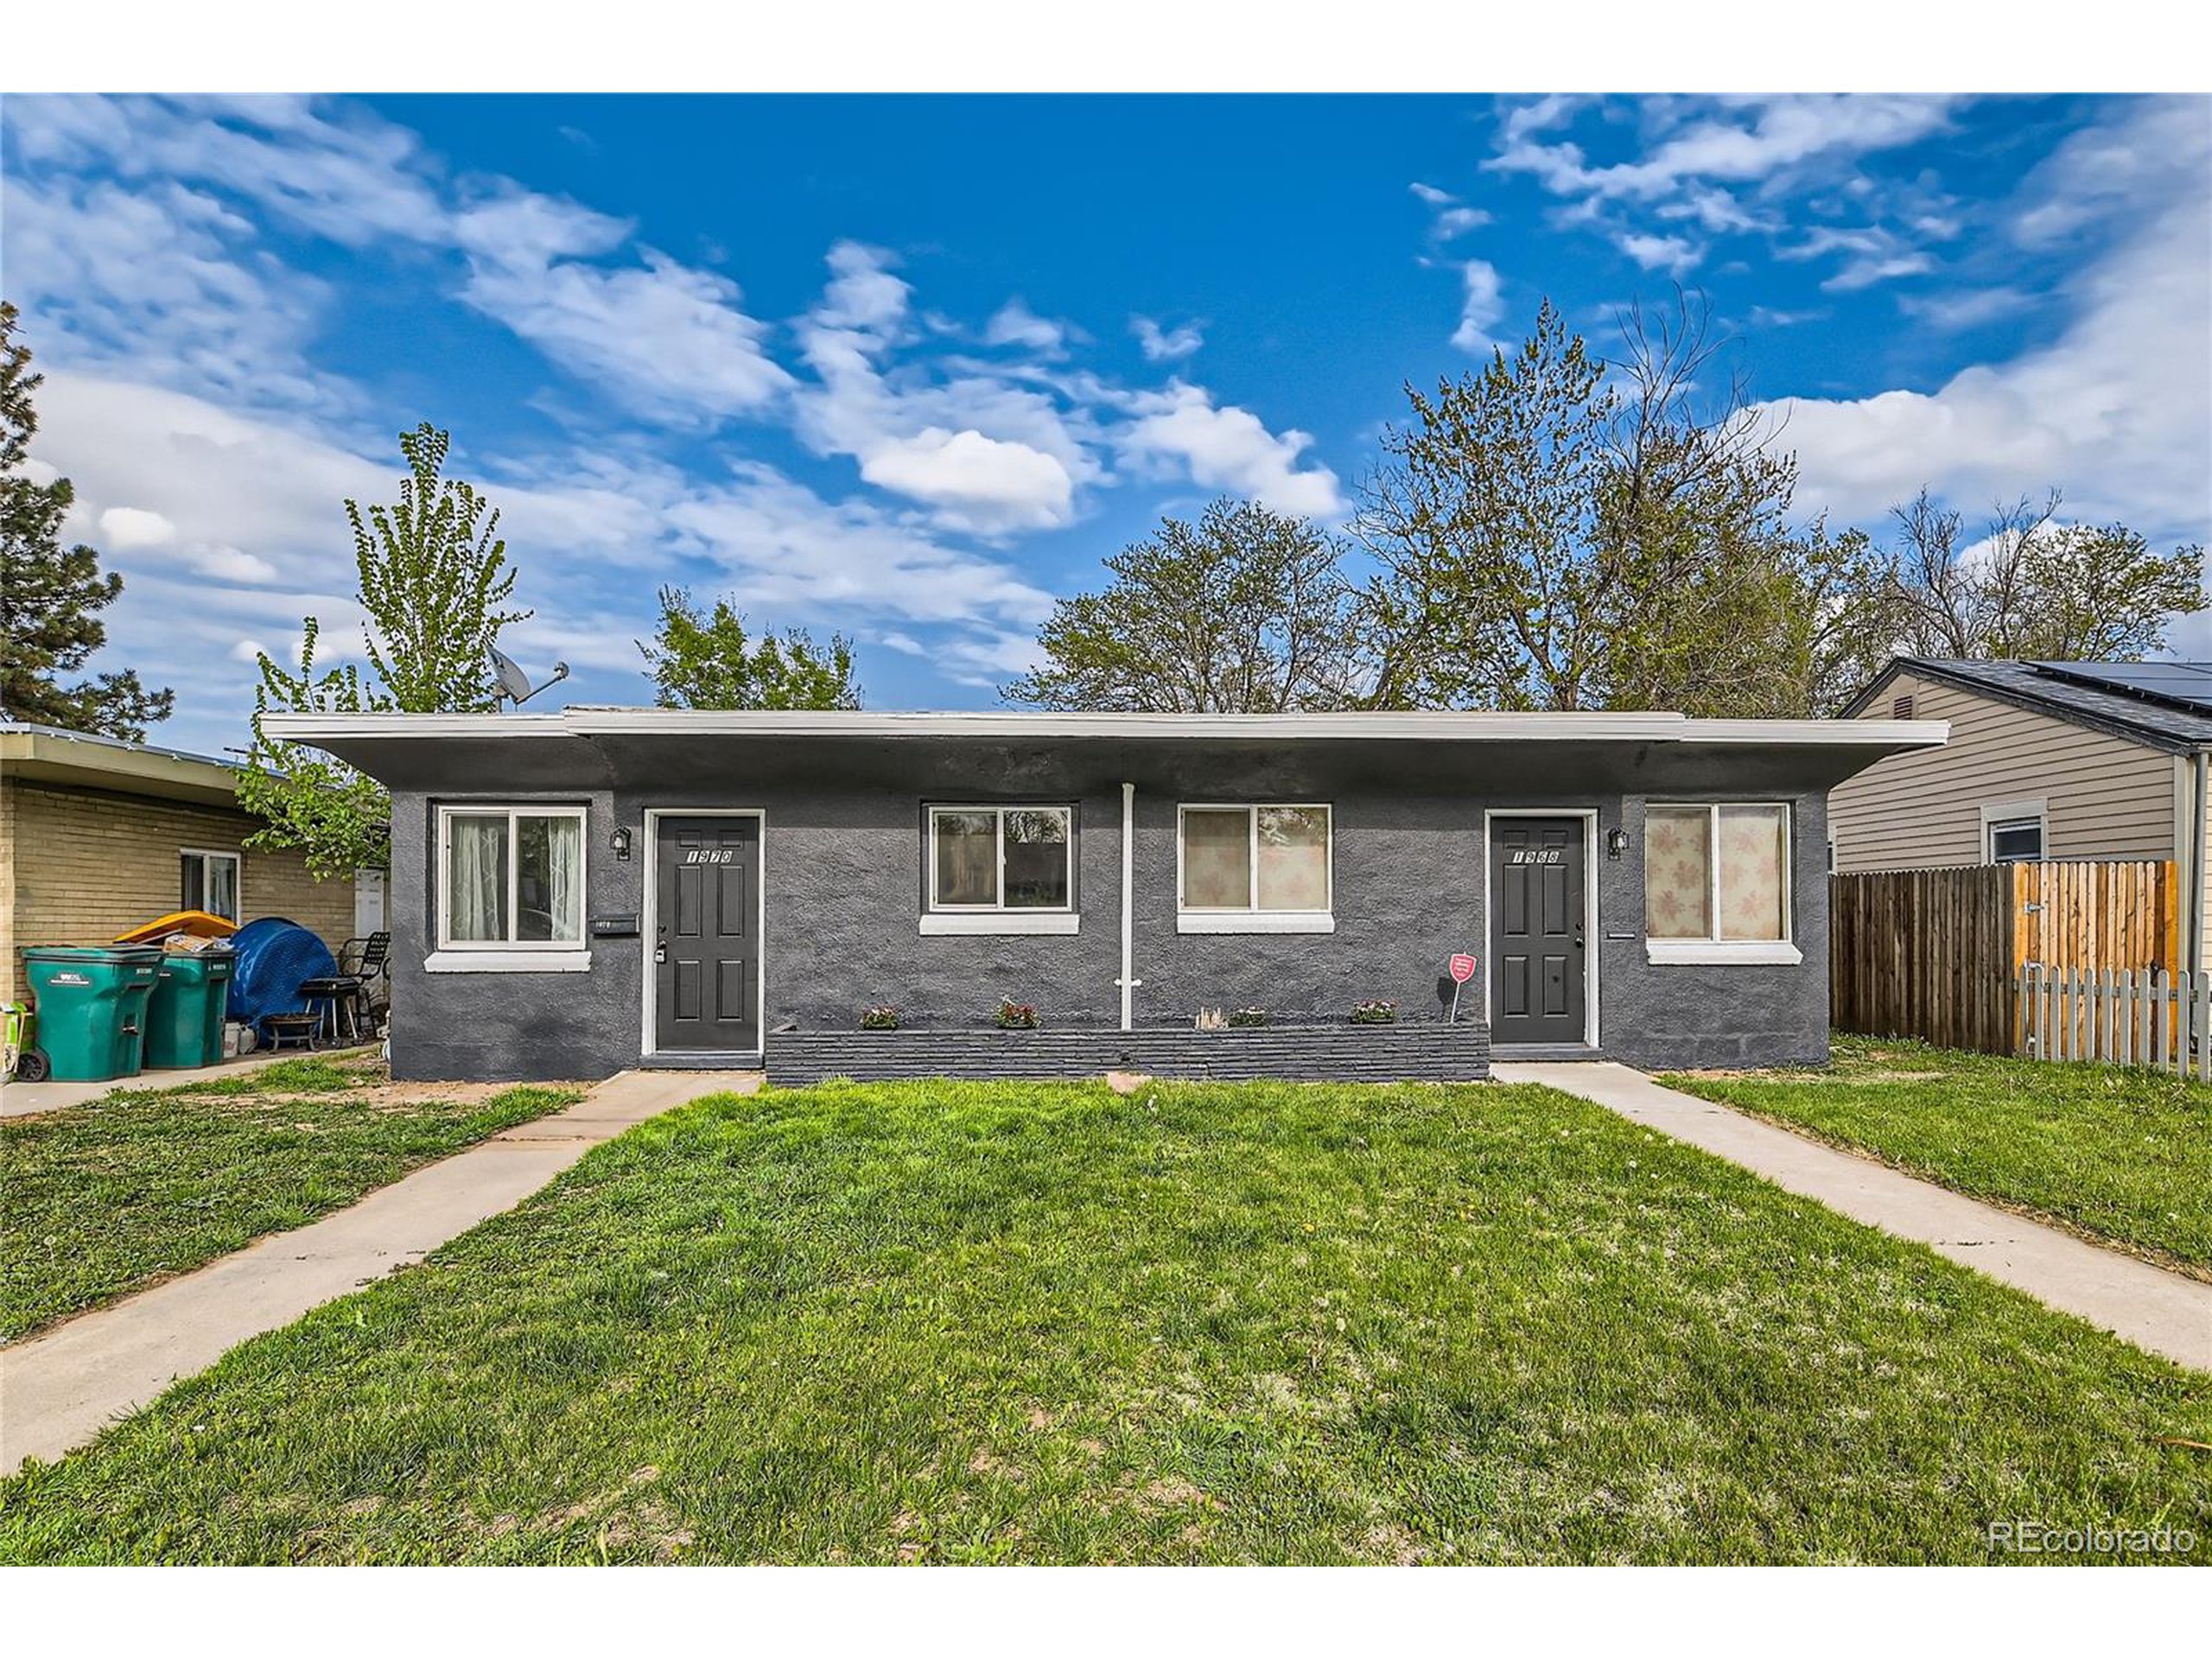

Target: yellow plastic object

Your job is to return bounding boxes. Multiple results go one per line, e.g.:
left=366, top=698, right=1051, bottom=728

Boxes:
left=111, top=909, right=239, bottom=945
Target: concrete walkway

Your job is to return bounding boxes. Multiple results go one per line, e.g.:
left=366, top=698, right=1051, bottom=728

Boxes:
left=1494, top=1061, right=2212, bottom=1374
left=1, top=1069, right=751, bottom=1473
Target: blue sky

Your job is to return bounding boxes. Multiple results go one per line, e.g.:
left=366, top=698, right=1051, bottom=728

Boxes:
left=4, top=92, right=2209, bottom=755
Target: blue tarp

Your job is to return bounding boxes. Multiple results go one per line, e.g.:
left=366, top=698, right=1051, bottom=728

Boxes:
left=224, top=917, right=337, bottom=1037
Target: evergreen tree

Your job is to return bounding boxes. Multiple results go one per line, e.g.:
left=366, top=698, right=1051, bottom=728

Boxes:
left=0, top=302, right=174, bottom=739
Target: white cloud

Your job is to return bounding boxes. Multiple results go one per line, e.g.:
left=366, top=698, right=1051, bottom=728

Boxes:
left=1895, top=287, right=2034, bottom=331
left=1487, top=94, right=1966, bottom=290
left=98, top=506, right=176, bottom=548
left=982, top=299, right=1067, bottom=354
left=1821, top=251, right=1936, bottom=292
left=7, top=95, right=791, bottom=425
left=1451, top=259, right=1506, bottom=355
left=0, top=169, right=339, bottom=414
left=1775, top=102, right=2212, bottom=541
left=460, top=247, right=792, bottom=422
left=857, top=428, right=1074, bottom=529
left=1433, top=206, right=1491, bottom=241
left=1617, top=232, right=1698, bottom=275
left=1408, top=181, right=1491, bottom=243
left=814, top=238, right=911, bottom=336
left=665, top=462, right=1057, bottom=628
left=1494, top=95, right=1964, bottom=203
left=1132, top=315, right=1205, bottom=362
left=1116, top=382, right=1344, bottom=520
left=791, top=243, right=1095, bottom=533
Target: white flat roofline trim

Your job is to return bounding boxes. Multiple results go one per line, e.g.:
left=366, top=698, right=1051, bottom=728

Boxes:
left=263, top=709, right=1948, bottom=747
left=425, top=949, right=593, bottom=974
left=1644, top=939, right=1804, bottom=966
left=918, top=912, right=1081, bottom=936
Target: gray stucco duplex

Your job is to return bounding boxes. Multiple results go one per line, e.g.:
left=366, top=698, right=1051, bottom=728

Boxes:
left=267, top=709, right=1944, bottom=1082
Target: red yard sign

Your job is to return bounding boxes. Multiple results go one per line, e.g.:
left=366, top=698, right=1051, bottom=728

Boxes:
left=1448, top=953, right=1477, bottom=984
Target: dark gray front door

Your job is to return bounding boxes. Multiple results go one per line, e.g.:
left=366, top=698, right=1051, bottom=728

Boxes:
left=655, top=816, right=760, bottom=1052
left=1489, top=817, right=1586, bottom=1046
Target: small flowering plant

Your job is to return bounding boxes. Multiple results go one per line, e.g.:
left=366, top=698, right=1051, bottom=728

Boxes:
left=995, top=999, right=1041, bottom=1029
left=1350, top=999, right=1398, bottom=1025
left=860, top=1005, right=901, bottom=1031
left=1227, top=1007, right=1270, bottom=1027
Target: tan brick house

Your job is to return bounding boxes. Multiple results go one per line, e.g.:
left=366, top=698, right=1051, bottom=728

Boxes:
left=1, top=722, right=368, bottom=1005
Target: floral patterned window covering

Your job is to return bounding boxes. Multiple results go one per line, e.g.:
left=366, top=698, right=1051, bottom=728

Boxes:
left=1644, top=804, right=1789, bottom=943
left=1179, top=804, right=1332, bottom=912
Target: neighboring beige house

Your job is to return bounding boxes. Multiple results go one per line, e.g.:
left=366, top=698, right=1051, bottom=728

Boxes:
left=1, top=722, right=374, bottom=1005
left=1832, top=659, right=2212, bottom=972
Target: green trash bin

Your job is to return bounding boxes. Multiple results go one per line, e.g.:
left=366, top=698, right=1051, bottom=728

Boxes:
left=143, top=950, right=236, bottom=1070
left=21, top=946, right=162, bottom=1083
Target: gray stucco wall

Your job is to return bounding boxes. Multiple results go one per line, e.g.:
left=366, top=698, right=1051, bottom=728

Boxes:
left=383, top=740, right=1833, bottom=1081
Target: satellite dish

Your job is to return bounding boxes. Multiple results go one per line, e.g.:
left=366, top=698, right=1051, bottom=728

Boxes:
left=489, top=647, right=570, bottom=708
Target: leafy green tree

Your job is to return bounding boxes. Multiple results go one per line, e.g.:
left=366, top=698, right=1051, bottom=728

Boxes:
left=0, top=302, right=174, bottom=739
left=1358, top=296, right=1823, bottom=715
left=235, top=619, right=394, bottom=879
left=639, top=588, right=861, bottom=709
left=1832, top=490, right=2205, bottom=684
left=238, top=423, right=530, bottom=877
left=1003, top=499, right=1370, bottom=712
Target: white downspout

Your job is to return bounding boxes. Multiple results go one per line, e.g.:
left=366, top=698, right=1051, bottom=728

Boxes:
left=1117, top=781, right=1138, bottom=1030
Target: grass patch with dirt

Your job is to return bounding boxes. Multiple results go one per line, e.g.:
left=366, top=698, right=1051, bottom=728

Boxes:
left=0, top=1077, right=2203, bottom=1564
left=1, top=1058, right=582, bottom=1341
left=1661, top=1035, right=2212, bottom=1273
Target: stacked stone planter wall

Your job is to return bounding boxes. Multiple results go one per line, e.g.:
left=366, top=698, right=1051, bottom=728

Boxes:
left=766, top=1021, right=1491, bottom=1087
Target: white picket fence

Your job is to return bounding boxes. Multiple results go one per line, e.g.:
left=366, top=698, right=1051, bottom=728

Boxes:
left=2018, top=967, right=2211, bottom=1078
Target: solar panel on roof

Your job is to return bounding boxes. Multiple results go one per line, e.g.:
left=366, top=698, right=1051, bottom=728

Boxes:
left=2030, top=661, right=2212, bottom=715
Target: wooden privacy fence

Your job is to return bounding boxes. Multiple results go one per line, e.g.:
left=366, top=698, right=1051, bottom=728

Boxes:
left=2020, top=967, right=2210, bottom=1077
left=1830, top=860, right=2180, bottom=1056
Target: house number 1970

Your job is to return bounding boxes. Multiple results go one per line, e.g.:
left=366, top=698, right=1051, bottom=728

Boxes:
left=682, top=849, right=738, bottom=865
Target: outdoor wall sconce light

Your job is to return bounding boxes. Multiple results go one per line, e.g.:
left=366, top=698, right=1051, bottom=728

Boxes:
left=611, top=826, right=633, bottom=861
left=1606, top=827, right=1629, bottom=861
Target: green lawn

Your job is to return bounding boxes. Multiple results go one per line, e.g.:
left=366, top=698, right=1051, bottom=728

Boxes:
left=1, top=1058, right=582, bottom=1342
left=1661, top=1036, right=2212, bottom=1274
left=1, top=1077, right=2203, bottom=1565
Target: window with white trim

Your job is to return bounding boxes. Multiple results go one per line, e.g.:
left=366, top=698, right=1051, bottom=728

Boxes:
left=436, top=806, right=587, bottom=948
left=927, top=805, right=1073, bottom=912
left=1178, top=804, right=1332, bottom=920
left=180, top=849, right=240, bottom=921
left=1644, top=804, right=1791, bottom=944
left=1986, top=813, right=2044, bottom=863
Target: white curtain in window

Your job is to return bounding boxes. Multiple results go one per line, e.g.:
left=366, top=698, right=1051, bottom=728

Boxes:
left=207, top=857, right=239, bottom=922
left=541, top=815, right=582, bottom=942
left=447, top=817, right=507, bottom=942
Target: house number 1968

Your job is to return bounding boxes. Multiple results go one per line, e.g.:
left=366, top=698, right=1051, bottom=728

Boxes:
left=1506, top=850, right=1564, bottom=865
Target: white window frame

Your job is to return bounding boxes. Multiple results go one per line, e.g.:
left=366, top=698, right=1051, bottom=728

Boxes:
left=1980, top=798, right=2048, bottom=865
left=1176, top=803, right=1335, bottom=934
left=429, top=804, right=591, bottom=972
left=179, top=847, right=242, bottom=921
left=921, top=804, right=1079, bottom=936
left=1643, top=802, right=1802, bottom=965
